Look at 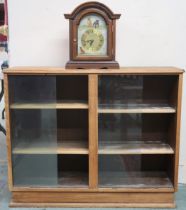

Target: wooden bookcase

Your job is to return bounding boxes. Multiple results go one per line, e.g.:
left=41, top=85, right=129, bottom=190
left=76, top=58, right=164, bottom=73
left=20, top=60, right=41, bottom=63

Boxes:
left=4, top=67, right=184, bottom=208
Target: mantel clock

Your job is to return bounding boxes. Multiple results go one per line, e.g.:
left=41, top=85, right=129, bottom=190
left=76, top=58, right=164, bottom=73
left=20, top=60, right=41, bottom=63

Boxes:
left=64, top=1, right=121, bottom=69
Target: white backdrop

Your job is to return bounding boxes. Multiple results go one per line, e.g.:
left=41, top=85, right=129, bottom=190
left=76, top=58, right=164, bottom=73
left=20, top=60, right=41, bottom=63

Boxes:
left=7, top=0, right=186, bottom=183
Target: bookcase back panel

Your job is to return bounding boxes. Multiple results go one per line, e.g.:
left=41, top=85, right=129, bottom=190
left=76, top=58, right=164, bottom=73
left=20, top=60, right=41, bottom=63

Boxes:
left=56, top=76, right=88, bottom=101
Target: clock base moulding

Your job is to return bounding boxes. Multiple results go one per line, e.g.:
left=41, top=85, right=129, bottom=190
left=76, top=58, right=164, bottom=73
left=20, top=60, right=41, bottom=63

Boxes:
left=65, top=60, right=120, bottom=69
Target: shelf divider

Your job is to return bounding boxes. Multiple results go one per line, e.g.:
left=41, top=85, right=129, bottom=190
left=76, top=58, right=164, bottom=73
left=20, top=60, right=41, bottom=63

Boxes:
left=88, top=74, right=98, bottom=189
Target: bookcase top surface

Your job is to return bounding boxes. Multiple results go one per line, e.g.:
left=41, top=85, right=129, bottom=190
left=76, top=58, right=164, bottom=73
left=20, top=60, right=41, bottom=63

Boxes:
left=4, top=66, right=184, bottom=75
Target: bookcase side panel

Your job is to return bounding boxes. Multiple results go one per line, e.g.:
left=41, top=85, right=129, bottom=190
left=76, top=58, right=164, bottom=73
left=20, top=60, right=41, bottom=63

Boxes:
left=4, top=73, right=13, bottom=190
left=174, top=73, right=183, bottom=191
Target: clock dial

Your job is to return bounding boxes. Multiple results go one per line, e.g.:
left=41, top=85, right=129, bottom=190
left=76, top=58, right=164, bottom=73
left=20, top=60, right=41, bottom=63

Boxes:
left=81, top=29, right=104, bottom=52
left=78, top=14, right=107, bottom=56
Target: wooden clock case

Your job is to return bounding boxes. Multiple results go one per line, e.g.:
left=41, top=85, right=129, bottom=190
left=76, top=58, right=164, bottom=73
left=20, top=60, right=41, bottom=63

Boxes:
left=64, top=1, right=121, bottom=69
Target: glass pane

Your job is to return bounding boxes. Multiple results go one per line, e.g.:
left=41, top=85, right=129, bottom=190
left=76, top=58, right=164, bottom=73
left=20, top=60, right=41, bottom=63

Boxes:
left=12, top=154, right=88, bottom=187
left=11, top=109, right=58, bottom=186
left=99, top=75, right=177, bottom=107
left=98, top=75, right=175, bottom=188
left=99, top=155, right=173, bottom=188
left=12, top=154, right=58, bottom=186
left=9, top=76, right=56, bottom=103
left=10, top=75, right=89, bottom=187
left=9, top=75, right=88, bottom=104
left=99, top=113, right=171, bottom=144
left=78, top=14, right=107, bottom=56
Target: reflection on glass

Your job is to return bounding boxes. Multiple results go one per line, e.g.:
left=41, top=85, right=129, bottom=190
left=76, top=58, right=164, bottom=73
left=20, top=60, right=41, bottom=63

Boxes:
left=99, top=75, right=143, bottom=106
left=99, top=75, right=177, bottom=107
left=11, top=110, right=58, bottom=155
left=11, top=109, right=58, bottom=186
left=13, top=154, right=58, bottom=186
left=9, top=76, right=56, bottom=104
left=9, top=75, right=88, bottom=105
left=98, top=155, right=172, bottom=188
left=13, top=154, right=88, bottom=187
left=99, top=113, right=169, bottom=144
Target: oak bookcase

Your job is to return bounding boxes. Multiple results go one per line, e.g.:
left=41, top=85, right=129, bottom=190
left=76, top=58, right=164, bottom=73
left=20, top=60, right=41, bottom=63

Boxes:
left=4, top=67, right=184, bottom=208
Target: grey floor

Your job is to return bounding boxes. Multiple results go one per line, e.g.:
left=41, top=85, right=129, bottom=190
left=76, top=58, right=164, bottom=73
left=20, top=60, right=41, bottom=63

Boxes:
left=0, top=162, right=186, bottom=210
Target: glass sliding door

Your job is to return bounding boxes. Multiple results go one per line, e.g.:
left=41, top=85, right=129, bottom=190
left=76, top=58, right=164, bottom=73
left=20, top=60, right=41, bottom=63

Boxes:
left=98, top=75, right=176, bottom=188
left=9, top=76, right=58, bottom=187
left=9, top=75, right=89, bottom=188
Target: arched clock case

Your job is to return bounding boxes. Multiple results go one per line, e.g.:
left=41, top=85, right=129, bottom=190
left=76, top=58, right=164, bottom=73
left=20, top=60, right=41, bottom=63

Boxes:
left=65, top=1, right=121, bottom=69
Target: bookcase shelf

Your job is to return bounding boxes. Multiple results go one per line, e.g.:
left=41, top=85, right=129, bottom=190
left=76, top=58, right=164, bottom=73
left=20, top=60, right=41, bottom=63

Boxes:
left=98, top=140, right=174, bottom=155
left=98, top=104, right=176, bottom=113
left=13, top=140, right=88, bottom=155
left=4, top=67, right=183, bottom=208
left=10, top=100, right=88, bottom=109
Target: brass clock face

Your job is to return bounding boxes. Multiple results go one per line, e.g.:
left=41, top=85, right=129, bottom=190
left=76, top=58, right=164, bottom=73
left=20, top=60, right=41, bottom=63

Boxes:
left=78, top=14, right=107, bottom=56
left=81, top=29, right=104, bottom=52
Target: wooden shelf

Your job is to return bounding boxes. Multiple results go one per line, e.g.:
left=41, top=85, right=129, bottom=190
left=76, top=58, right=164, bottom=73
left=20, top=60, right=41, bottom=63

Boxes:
left=58, top=141, right=88, bottom=154
left=98, top=141, right=174, bottom=155
left=10, top=100, right=88, bottom=109
left=13, top=140, right=88, bottom=155
left=99, top=171, right=173, bottom=188
left=98, top=104, right=176, bottom=113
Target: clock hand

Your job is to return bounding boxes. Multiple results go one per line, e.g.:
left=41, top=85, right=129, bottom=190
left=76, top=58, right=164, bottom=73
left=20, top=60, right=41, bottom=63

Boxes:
left=83, top=39, right=94, bottom=48
left=90, top=40, right=94, bottom=46
left=86, top=39, right=94, bottom=44
left=85, top=39, right=94, bottom=46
